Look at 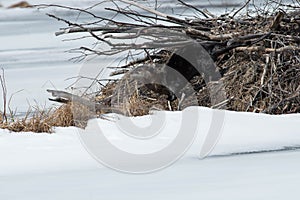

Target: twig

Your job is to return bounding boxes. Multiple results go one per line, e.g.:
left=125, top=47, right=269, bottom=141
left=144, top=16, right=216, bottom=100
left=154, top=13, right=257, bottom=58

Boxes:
left=177, top=0, right=210, bottom=18
left=0, top=69, right=7, bottom=123
left=117, top=0, right=187, bottom=25
left=235, top=46, right=300, bottom=52
left=232, top=0, right=251, bottom=18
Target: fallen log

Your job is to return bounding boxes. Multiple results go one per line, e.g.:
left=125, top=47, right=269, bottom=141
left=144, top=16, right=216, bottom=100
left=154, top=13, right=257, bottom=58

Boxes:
left=47, top=89, right=99, bottom=110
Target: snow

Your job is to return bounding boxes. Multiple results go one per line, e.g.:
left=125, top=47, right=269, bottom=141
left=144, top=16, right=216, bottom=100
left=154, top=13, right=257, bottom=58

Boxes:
left=0, top=127, right=99, bottom=176
left=2, top=151, right=300, bottom=200
left=1, top=107, right=299, bottom=175
left=0, top=108, right=300, bottom=199
left=209, top=110, right=300, bottom=155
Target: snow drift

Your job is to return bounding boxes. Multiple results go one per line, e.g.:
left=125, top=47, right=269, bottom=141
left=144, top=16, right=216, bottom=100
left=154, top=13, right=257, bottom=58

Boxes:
left=1, top=107, right=299, bottom=175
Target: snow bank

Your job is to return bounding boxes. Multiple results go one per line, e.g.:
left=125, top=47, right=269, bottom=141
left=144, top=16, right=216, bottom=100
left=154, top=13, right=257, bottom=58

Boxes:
left=91, top=107, right=300, bottom=157
left=1, top=107, right=299, bottom=175
left=0, top=127, right=99, bottom=176
left=210, top=109, right=300, bottom=155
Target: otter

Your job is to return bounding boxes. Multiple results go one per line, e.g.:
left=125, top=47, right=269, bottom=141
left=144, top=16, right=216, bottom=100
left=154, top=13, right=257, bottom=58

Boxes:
left=163, top=42, right=219, bottom=101
left=112, top=42, right=220, bottom=112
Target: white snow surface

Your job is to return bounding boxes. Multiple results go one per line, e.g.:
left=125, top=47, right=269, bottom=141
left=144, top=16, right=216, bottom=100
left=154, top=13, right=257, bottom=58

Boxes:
left=1, top=107, right=300, bottom=176
left=1, top=107, right=300, bottom=200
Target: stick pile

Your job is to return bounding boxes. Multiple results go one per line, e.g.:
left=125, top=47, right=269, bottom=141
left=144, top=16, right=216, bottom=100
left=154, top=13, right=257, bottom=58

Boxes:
left=47, top=0, right=300, bottom=116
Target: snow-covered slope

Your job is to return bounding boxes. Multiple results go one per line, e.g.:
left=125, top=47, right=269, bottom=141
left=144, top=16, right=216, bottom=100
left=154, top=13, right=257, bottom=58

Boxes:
left=1, top=107, right=299, bottom=175
left=0, top=107, right=300, bottom=200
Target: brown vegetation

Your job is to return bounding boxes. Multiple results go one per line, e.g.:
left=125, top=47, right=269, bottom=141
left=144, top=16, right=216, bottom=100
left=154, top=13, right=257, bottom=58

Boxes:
left=0, top=104, right=71, bottom=133
left=8, top=1, right=33, bottom=9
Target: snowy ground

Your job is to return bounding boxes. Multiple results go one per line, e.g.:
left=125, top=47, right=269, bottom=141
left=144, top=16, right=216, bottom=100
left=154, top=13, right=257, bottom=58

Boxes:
left=1, top=107, right=300, bottom=200
left=2, top=150, right=300, bottom=200
left=1, top=1, right=300, bottom=199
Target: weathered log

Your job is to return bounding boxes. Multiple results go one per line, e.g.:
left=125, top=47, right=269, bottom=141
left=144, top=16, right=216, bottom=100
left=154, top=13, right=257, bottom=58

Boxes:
left=235, top=46, right=300, bottom=52
left=47, top=89, right=99, bottom=110
left=186, top=27, right=242, bottom=41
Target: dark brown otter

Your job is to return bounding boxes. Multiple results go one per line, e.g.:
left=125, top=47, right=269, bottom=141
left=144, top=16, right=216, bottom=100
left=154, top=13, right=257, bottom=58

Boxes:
left=163, top=42, right=219, bottom=101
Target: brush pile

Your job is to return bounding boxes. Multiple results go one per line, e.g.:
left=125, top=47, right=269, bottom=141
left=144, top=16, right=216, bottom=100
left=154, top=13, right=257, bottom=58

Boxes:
left=48, top=0, right=300, bottom=117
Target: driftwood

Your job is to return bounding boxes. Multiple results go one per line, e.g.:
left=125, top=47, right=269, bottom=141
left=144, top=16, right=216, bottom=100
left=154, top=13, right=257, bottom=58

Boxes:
left=47, top=89, right=125, bottom=114
left=47, top=89, right=97, bottom=109
left=235, top=46, right=300, bottom=52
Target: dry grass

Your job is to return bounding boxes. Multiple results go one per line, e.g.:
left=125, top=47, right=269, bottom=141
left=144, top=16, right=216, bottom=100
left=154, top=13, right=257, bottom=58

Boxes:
left=0, top=102, right=93, bottom=133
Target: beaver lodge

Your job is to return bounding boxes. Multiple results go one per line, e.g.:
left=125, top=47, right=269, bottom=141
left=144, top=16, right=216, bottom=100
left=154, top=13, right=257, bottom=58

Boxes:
left=45, top=0, right=300, bottom=126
